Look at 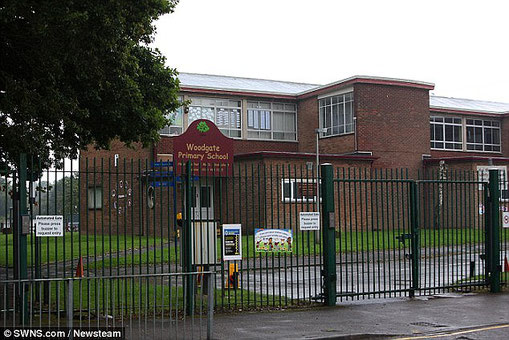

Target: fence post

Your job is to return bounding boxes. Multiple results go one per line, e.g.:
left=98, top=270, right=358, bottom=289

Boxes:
left=320, top=163, right=336, bottom=306
left=184, top=161, right=195, bottom=315
left=14, top=154, right=29, bottom=323
left=67, top=279, right=74, bottom=334
left=409, top=181, right=420, bottom=298
left=207, top=272, right=214, bottom=340
left=487, top=170, right=501, bottom=293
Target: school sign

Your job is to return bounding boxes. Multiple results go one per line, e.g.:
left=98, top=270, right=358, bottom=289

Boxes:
left=173, top=119, right=234, bottom=177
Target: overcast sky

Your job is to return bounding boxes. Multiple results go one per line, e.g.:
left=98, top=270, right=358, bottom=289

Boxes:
left=154, top=0, right=509, bottom=103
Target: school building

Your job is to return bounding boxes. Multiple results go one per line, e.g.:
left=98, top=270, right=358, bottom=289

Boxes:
left=80, top=72, right=509, bottom=235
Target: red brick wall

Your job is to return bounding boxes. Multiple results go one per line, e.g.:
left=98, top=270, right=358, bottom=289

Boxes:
left=354, top=83, right=431, bottom=174
left=297, top=96, right=319, bottom=153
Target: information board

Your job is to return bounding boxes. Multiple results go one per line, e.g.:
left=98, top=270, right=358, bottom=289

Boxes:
left=223, top=224, right=242, bottom=261
left=36, top=215, right=64, bottom=237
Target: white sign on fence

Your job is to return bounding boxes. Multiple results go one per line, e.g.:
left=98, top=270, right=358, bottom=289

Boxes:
left=503, top=212, right=509, bottom=228
left=35, top=215, right=64, bottom=237
left=299, top=212, right=320, bottom=231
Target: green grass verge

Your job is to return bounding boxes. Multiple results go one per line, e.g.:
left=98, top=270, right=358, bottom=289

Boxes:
left=0, top=233, right=166, bottom=267
left=86, top=228, right=508, bottom=269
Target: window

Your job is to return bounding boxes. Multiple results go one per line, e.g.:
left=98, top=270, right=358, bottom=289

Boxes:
left=319, top=92, right=354, bottom=137
left=430, top=116, right=462, bottom=150
left=247, top=102, right=297, bottom=141
left=467, top=119, right=501, bottom=152
left=281, top=179, right=320, bottom=202
left=189, top=97, right=241, bottom=138
left=477, top=166, right=508, bottom=200
left=87, top=187, right=103, bottom=209
left=160, top=97, right=184, bottom=136
left=429, top=115, right=502, bottom=153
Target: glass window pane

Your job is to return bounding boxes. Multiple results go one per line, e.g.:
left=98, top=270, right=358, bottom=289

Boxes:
left=273, top=112, right=284, bottom=131
left=285, top=104, right=295, bottom=111
left=216, top=108, right=228, bottom=127
left=200, top=187, right=211, bottom=208
left=445, top=125, right=454, bottom=141
left=484, top=128, right=492, bottom=145
left=273, top=103, right=284, bottom=111
left=285, top=113, right=295, bottom=132
left=493, top=129, right=500, bottom=144
left=435, top=124, right=443, bottom=141
left=345, top=102, right=353, bottom=125
left=87, top=187, right=102, bottom=209
left=325, top=107, right=331, bottom=129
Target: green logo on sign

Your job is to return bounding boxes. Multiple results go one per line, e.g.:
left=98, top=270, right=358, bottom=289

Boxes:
left=196, top=121, right=210, bottom=133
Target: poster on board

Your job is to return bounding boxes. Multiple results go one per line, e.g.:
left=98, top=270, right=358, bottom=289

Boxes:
left=223, top=224, right=242, bottom=260
left=254, top=229, right=292, bottom=253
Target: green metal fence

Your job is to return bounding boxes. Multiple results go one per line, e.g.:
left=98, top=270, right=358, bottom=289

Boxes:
left=1, top=155, right=507, bottom=319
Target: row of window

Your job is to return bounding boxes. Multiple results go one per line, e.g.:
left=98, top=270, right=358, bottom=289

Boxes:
left=160, top=97, right=297, bottom=141
left=159, top=96, right=503, bottom=153
left=430, top=116, right=501, bottom=152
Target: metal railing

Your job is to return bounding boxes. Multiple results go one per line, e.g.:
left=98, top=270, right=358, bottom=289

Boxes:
left=1, top=272, right=214, bottom=339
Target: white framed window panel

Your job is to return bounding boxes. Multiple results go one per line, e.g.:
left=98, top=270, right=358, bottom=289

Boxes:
left=159, top=96, right=184, bottom=136
left=466, top=119, right=501, bottom=152
left=247, top=101, right=297, bottom=141
left=429, top=115, right=502, bottom=153
left=430, top=116, right=462, bottom=150
left=319, top=92, right=354, bottom=137
left=281, top=179, right=321, bottom=203
left=188, top=97, right=242, bottom=138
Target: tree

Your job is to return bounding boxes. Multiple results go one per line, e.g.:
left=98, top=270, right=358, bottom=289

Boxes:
left=0, top=0, right=181, bottom=168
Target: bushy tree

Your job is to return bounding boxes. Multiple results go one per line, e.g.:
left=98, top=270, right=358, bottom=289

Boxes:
left=0, top=0, right=181, bottom=168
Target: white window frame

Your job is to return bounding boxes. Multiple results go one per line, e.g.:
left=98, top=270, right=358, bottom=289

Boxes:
left=466, top=119, right=501, bottom=153
left=281, top=179, right=321, bottom=203
left=429, top=115, right=502, bottom=153
left=430, top=116, right=463, bottom=150
left=247, top=101, right=297, bottom=141
left=160, top=96, right=184, bottom=136
left=188, top=97, right=242, bottom=138
left=87, top=186, right=103, bottom=209
left=319, top=92, right=354, bottom=138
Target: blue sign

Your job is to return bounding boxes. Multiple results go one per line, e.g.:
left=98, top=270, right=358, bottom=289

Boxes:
left=152, top=161, right=173, bottom=168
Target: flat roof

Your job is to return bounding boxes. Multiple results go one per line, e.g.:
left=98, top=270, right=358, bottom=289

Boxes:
left=178, top=72, right=318, bottom=96
left=430, top=96, right=509, bottom=115
left=179, top=72, right=509, bottom=115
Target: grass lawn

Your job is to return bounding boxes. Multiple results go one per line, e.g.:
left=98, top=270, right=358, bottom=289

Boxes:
left=0, top=233, right=167, bottom=267
left=86, top=227, right=509, bottom=269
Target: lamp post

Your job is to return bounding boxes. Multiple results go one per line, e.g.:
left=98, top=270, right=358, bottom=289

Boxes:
left=315, top=128, right=327, bottom=243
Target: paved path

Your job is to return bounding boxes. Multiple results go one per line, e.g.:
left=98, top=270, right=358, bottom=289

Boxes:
left=212, top=292, right=509, bottom=339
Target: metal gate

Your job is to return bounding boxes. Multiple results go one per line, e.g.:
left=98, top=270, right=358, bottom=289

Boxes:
left=320, top=164, right=505, bottom=305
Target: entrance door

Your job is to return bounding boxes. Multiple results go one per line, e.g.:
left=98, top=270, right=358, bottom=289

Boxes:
left=191, top=183, right=214, bottom=220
